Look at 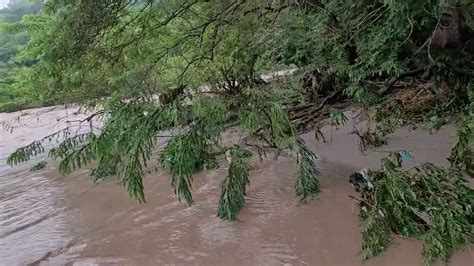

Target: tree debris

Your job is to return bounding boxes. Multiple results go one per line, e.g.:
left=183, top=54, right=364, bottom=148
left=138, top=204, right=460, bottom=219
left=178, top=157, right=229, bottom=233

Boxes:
left=353, top=153, right=474, bottom=265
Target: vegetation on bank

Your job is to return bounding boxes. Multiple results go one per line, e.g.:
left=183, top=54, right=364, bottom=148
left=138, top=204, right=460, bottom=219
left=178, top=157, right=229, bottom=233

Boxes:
left=0, top=0, right=43, bottom=112
left=2, top=0, right=473, bottom=264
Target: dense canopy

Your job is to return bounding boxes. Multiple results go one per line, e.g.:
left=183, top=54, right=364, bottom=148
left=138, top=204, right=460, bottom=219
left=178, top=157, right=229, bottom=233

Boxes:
left=2, top=0, right=473, bottom=264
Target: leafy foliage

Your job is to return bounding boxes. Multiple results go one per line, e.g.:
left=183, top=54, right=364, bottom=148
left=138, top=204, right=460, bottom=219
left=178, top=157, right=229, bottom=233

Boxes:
left=3, top=1, right=474, bottom=262
left=358, top=154, right=473, bottom=265
left=450, top=117, right=474, bottom=176
left=268, top=102, right=297, bottom=147
left=450, top=85, right=474, bottom=176
left=361, top=210, right=391, bottom=259
left=217, top=147, right=251, bottom=220
left=295, top=137, right=320, bottom=201
left=0, top=0, right=43, bottom=112
left=7, top=139, right=44, bottom=165
left=30, top=160, right=47, bottom=171
left=159, top=132, right=214, bottom=205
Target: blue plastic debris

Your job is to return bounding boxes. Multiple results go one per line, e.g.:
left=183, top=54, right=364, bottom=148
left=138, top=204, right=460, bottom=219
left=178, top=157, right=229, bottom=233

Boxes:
left=399, top=150, right=413, bottom=162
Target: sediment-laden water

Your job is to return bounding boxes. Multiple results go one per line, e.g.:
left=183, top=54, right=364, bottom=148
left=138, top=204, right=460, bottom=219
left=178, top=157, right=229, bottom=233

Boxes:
left=0, top=106, right=472, bottom=265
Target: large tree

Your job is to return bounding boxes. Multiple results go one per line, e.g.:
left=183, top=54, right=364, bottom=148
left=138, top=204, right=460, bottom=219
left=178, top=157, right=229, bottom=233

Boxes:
left=5, top=0, right=473, bottom=264
left=0, top=0, right=43, bottom=111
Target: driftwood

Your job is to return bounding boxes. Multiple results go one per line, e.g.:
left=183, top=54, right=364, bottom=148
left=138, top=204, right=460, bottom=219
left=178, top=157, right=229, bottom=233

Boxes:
left=377, top=66, right=430, bottom=96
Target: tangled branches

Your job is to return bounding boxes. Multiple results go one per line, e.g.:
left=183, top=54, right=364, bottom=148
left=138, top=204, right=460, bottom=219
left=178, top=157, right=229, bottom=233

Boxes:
left=354, top=153, right=473, bottom=265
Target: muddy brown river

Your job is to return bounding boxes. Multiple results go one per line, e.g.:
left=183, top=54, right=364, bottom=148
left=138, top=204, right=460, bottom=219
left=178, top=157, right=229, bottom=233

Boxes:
left=0, top=106, right=472, bottom=265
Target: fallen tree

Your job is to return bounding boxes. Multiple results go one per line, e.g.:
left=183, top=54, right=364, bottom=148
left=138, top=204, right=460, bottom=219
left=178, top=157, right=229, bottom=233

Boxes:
left=351, top=152, right=473, bottom=265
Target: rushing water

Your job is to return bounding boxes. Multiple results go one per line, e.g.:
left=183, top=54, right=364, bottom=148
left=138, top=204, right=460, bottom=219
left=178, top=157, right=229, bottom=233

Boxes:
left=0, top=106, right=472, bottom=265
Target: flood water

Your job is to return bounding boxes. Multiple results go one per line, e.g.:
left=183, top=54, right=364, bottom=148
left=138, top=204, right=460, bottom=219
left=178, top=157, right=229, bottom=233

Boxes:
left=0, top=106, right=472, bottom=265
